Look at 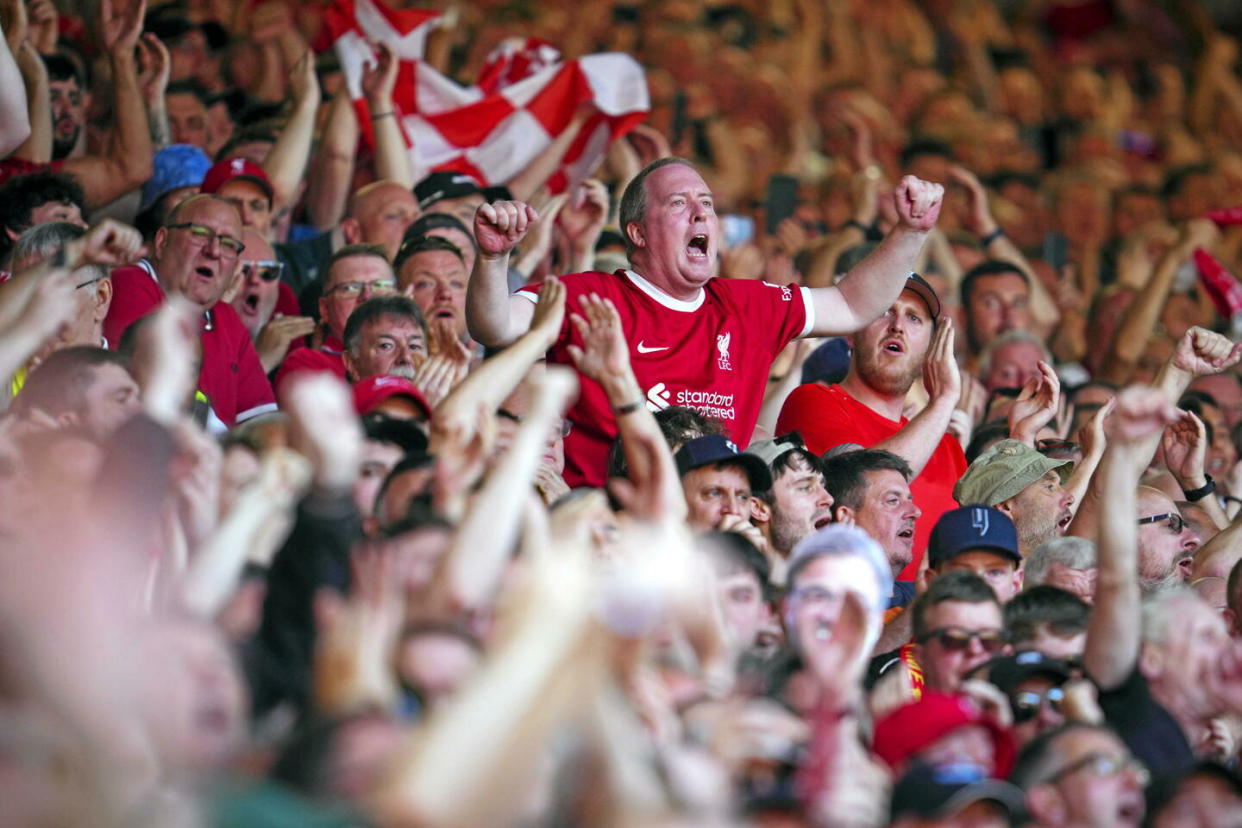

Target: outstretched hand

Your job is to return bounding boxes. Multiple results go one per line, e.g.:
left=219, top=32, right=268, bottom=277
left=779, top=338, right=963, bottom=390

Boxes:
left=921, top=318, right=960, bottom=405
left=1008, top=361, right=1060, bottom=445
left=566, top=293, right=632, bottom=385
left=475, top=201, right=539, bottom=257
left=1161, top=409, right=1208, bottom=488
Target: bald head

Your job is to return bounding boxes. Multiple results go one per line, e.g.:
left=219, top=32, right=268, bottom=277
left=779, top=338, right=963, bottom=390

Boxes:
left=343, top=181, right=420, bottom=261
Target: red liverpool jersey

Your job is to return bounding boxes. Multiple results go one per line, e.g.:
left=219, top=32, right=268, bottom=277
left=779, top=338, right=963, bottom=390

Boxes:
left=518, top=270, right=813, bottom=487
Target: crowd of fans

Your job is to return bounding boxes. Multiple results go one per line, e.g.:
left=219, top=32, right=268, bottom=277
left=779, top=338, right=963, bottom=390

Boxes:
left=5, top=0, right=1242, bottom=824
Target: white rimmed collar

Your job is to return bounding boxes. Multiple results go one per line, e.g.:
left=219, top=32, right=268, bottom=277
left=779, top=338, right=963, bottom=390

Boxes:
left=623, top=269, right=705, bottom=312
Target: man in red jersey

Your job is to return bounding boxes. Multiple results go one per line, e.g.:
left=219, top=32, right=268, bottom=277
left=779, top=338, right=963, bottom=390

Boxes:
left=776, top=273, right=964, bottom=579
left=466, top=158, right=944, bottom=487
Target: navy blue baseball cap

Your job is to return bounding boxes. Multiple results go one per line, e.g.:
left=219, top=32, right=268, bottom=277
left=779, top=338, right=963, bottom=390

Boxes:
left=674, top=435, right=772, bottom=493
left=928, top=505, right=1020, bottom=567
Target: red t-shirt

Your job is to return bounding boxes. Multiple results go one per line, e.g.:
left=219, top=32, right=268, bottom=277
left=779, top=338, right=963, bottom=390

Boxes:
left=517, top=270, right=814, bottom=487
left=104, top=263, right=277, bottom=427
left=776, top=383, right=966, bottom=579
left=274, top=336, right=347, bottom=402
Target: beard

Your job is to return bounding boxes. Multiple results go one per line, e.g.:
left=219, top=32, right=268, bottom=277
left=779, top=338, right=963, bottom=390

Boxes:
left=386, top=364, right=417, bottom=380
left=854, top=344, right=922, bottom=397
left=770, top=511, right=814, bottom=555
left=52, top=123, right=79, bottom=161
left=1016, top=510, right=1060, bottom=557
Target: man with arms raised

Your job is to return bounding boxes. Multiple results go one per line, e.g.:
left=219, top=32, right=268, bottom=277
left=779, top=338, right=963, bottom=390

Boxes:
left=467, top=158, right=943, bottom=486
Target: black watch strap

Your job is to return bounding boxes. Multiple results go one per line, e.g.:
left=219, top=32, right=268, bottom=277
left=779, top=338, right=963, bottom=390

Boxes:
left=1183, top=474, right=1216, bottom=502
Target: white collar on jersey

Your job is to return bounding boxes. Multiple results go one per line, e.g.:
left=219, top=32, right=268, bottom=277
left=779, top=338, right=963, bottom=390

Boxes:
left=623, top=270, right=706, bottom=312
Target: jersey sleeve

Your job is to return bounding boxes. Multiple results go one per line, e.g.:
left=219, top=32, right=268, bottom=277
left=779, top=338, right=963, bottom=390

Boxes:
left=722, top=279, right=814, bottom=356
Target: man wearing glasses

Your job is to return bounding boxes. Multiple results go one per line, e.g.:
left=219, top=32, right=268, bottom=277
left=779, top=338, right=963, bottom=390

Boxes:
left=229, top=229, right=314, bottom=374
left=1135, top=486, right=1199, bottom=592
left=1011, top=723, right=1149, bottom=826
left=104, top=194, right=276, bottom=428
left=274, top=244, right=399, bottom=396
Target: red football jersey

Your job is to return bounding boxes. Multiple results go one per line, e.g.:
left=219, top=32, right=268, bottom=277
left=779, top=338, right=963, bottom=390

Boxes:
left=776, top=383, right=967, bottom=579
left=517, top=270, right=813, bottom=487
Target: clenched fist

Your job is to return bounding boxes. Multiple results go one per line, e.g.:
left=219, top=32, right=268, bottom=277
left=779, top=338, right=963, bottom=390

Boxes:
left=893, top=175, right=945, bottom=233
left=474, top=200, right=539, bottom=258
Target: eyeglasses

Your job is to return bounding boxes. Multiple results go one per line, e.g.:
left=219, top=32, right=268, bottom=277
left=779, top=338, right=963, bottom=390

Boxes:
left=1037, top=439, right=1079, bottom=456
left=1046, top=752, right=1150, bottom=787
left=1137, top=513, right=1184, bottom=534
left=242, top=260, right=285, bottom=282
left=166, top=222, right=246, bottom=257
left=325, top=279, right=398, bottom=298
left=1012, top=686, right=1065, bottom=723
left=74, top=275, right=103, bottom=290
left=789, top=585, right=844, bottom=607
left=919, top=627, right=1006, bottom=654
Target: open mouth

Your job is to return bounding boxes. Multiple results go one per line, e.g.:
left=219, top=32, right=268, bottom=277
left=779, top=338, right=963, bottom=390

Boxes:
left=897, top=525, right=914, bottom=541
left=814, top=515, right=833, bottom=530
left=243, top=293, right=260, bottom=312
left=813, top=620, right=833, bottom=641
left=195, top=266, right=214, bottom=281
left=433, top=307, right=457, bottom=319
left=1116, top=799, right=1143, bottom=825
left=687, top=234, right=709, bottom=258
left=883, top=338, right=905, bottom=354
left=1057, top=511, right=1073, bottom=531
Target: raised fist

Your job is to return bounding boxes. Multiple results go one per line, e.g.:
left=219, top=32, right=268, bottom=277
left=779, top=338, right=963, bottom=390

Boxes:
left=1107, top=386, right=1179, bottom=445
left=474, top=200, right=539, bottom=258
left=893, top=175, right=944, bottom=233
left=1172, top=326, right=1242, bottom=378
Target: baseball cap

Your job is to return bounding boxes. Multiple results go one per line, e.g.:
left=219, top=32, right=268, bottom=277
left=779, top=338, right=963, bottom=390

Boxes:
left=889, top=762, right=1025, bottom=824
left=414, top=171, right=482, bottom=211
left=904, top=271, right=941, bottom=319
left=800, top=337, right=852, bottom=385
left=140, top=144, right=212, bottom=212
left=872, top=692, right=1016, bottom=778
left=674, top=434, right=772, bottom=493
left=747, top=433, right=808, bottom=469
left=1146, top=761, right=1242, bottom=821
left=352, top=376, right=432, bottom=420
left=405, top=212, right=473, bottom=242
left=953, top=439, right=1069, bottom=507
left=928, top=505, right=1021, bottom=568
left=200, top=157, right=274, bottom=204
left=983, top=650, right=1072, bottom=698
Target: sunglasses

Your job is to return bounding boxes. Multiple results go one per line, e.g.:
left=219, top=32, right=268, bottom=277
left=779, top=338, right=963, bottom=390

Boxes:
left=919, top=626, right=1006, bottom=654
left=1012, top=686, right=1065, bottom=724
left=1137, top=512, right=1184, bottom=534
left=242, top=260, right=285, bottom=282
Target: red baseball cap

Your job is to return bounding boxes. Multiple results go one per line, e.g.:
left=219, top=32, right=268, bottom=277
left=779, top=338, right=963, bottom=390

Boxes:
left=871, top=692, right=1015, bottom=778
left=352, top=375, right=432, bottom=421
left=200, top=157, right=274, bottom=203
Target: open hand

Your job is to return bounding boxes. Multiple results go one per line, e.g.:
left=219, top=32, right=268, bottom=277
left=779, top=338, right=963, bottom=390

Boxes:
left=566, top=293, right=632, bottom=385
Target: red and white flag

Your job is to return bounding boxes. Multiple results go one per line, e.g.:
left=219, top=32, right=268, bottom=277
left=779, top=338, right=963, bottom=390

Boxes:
left=321, top=0, right=650, bottom=192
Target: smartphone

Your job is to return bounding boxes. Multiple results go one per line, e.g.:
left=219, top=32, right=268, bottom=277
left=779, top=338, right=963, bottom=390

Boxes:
left=721, top=214, right=755, bottom=249
left=765, top=174, right=799, bottom=236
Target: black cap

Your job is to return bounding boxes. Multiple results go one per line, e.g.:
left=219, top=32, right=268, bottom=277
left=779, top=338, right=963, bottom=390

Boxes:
left=674, top=435, right=772, bottom=493
left=414, top=171, right=482, bottom=210
left=405, top=211, right=472, bottom=242
left=889, top=763, right=1025, bottom=823
left=1146, top=761, right=1242, bottom=821
left=984, top=650, right=1072, bottom=697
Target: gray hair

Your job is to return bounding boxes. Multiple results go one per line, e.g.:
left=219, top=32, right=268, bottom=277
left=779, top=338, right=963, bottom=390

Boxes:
left=786, top=524, right=894, bottom=617
left=11, top=221, right=86, bottom=270
left=1141, top=584, right=1204, bottom=643
left=1025, top=537, right=1097, bottom=587
left=977, top=329, right=1053, bottom=381
left=617, top=156, right=695, bottom=257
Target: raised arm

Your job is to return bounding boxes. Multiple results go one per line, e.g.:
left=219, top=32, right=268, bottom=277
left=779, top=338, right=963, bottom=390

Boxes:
left=0, top=12, right=31, bottom=156
left=261, top=48, right=321, bottom=213
left=59, top=0, right=154, bottom=207
left=306, top=86, right=360, bottom=230
left=1085, top=387, right=1178, bottom=691
left=10, top=41, right=50, bottom=162
left=807, top=176, right=943, bottom=336
left=466, top=201, right=538, bottom=347
left=361, top=41, right=414, bottom=189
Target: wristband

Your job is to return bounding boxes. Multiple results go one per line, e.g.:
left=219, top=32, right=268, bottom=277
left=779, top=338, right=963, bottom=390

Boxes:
left=981, top=227, right=1005, bottom=246
left=1183, top=474, right=1216, bottom=502
left=370, top=111, right=394, bottom=120
left=613, top=399, right=645, bottom=416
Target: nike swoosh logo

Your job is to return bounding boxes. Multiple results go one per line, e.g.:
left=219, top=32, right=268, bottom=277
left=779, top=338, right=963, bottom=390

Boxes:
left=636, top=342, right=669, bottom=354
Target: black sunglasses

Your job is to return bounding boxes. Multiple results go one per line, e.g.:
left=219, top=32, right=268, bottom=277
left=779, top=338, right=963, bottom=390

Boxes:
left=918, top=626, right=1006, bottom=654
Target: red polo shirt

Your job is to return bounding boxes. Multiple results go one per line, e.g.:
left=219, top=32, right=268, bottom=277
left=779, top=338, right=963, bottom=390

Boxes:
left=274, top=336, right=347, bottom=402
left=104, top=262, right=277, bottom=427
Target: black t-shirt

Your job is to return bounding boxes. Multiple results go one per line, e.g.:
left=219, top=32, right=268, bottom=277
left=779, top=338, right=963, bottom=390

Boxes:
left=1096, top=668, right=1195, bottom=777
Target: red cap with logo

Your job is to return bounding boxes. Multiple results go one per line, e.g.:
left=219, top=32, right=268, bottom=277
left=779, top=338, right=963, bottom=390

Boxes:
left=200, top=157, right=274, bottom=203
left=352, top=375, right=432, bottom=421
